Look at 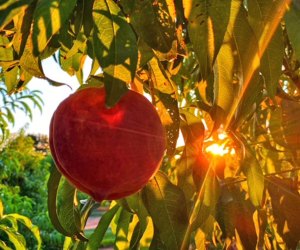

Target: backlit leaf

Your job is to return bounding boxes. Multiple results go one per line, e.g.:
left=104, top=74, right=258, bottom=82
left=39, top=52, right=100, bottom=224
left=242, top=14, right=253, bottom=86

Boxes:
left=0, top=240, right=11, bottom=250
left=184, top=0, right=231, bottom=79
left=213, top=40, right=235, bottom=116
left=142, top=171, right=188, bottom=249
left=4, top=214, right=42, bottom=249
left=148, top=57, right=174, bottom=94
left=92, top=0, right=138, bottom=107
left=242, top=142, right=264, bottom=207
left=248, top=0, right=284, bottom=98
left=32, top=0, right=77, bottom=55
left=0, top=198, right=3, bottom=218
left=0, top=225, right=26, bottom=250
left=231, top=5, right=262, bottom=128
left=12, top=1, right=35, bottom=56
left=177, top=110, right=206, bottom=204
left=156, top=91, right=180, bottom=157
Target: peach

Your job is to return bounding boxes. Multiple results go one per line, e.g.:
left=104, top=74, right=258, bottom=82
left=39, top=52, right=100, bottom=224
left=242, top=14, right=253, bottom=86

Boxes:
left=50, top=87, right=166, bottom=201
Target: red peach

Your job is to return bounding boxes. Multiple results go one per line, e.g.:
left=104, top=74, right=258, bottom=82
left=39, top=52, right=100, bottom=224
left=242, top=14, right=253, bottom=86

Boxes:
left=50, top=87, right=166, bottom=201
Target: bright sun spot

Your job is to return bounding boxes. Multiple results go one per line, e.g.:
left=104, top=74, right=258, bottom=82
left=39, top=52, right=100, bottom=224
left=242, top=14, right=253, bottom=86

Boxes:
left=204, top=130, right=236, bottom=157
left=205, top=143, right=229, bottom=156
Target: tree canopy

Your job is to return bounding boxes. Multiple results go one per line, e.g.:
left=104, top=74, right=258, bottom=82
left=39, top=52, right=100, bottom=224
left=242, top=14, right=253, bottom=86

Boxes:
left=1, top=0, right=300, bottom=249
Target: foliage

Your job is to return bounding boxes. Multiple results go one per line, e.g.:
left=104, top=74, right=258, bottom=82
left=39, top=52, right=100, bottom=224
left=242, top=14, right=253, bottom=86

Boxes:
left=0, top=198, right=42, bottom=250
left=1, top=0, right=300, bottom=249
left=0, top=133, right=64, bottom=249
left=0, top=80, right=43, bottom=142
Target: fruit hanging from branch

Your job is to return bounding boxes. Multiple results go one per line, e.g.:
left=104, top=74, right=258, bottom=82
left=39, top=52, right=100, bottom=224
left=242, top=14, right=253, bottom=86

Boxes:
left=50, top=87, right=166, bottom=201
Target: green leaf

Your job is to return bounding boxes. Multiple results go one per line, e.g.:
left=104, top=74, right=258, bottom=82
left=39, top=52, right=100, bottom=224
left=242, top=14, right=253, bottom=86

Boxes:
left=57, top=179, right=84, bottom=238
left=248, top=0, right=284, bottom=98
left=0, top=35, right=14, bottom=61
left=4, top=214, right=42, bottom=249
left=184, top=0, right=231, bottom=79
left=142, top=171, right=188, bottom=249
left=32, top=0, right=77, bottom=55
left=20, top=37, right=45, bottom=78
left=119, top=193, right=152, bottom=249
left=0, top=0, right=32, bottom=30
left=285, top=2, right=300, bottom=60
left=0, top=225, right=26, bottom=250
left=4, top=66, right=19, bottom=93
left=86, top=204, right=120, bottom=250
left=92, top=0, right=138, bottom=107
left=242, top=141, right=264, bottom=207
left=47, top=164, right=73, bottom=236
left=189, top=168, right=220, bottom=231
left=114, top=208, right=132, bottom=249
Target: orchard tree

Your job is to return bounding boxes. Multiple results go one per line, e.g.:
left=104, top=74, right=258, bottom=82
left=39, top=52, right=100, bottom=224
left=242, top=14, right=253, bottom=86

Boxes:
left=1, top=0, right=300, bottom=249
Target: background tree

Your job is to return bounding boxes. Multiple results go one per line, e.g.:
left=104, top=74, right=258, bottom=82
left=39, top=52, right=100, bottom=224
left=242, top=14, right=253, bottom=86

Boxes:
left=1, top=0, right=300, bottom=249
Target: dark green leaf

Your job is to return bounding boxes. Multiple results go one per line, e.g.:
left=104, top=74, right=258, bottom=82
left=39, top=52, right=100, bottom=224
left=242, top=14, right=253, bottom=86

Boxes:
left=57, top=179, right=85, bottom=239
left=285, top=2, right=300, bottom=60
left=216, top=186, right=257, bottom=249
left=142, top=171, right=188, bottom=249
left=120, top=0, right=177, bottom=57
left=184, top=0, right=231, bottom=79
left=32, top=0, right=77, bottom=55
left=92, top=0, right=137, bottom=107
left=267, top=176, right=300, bottom=249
